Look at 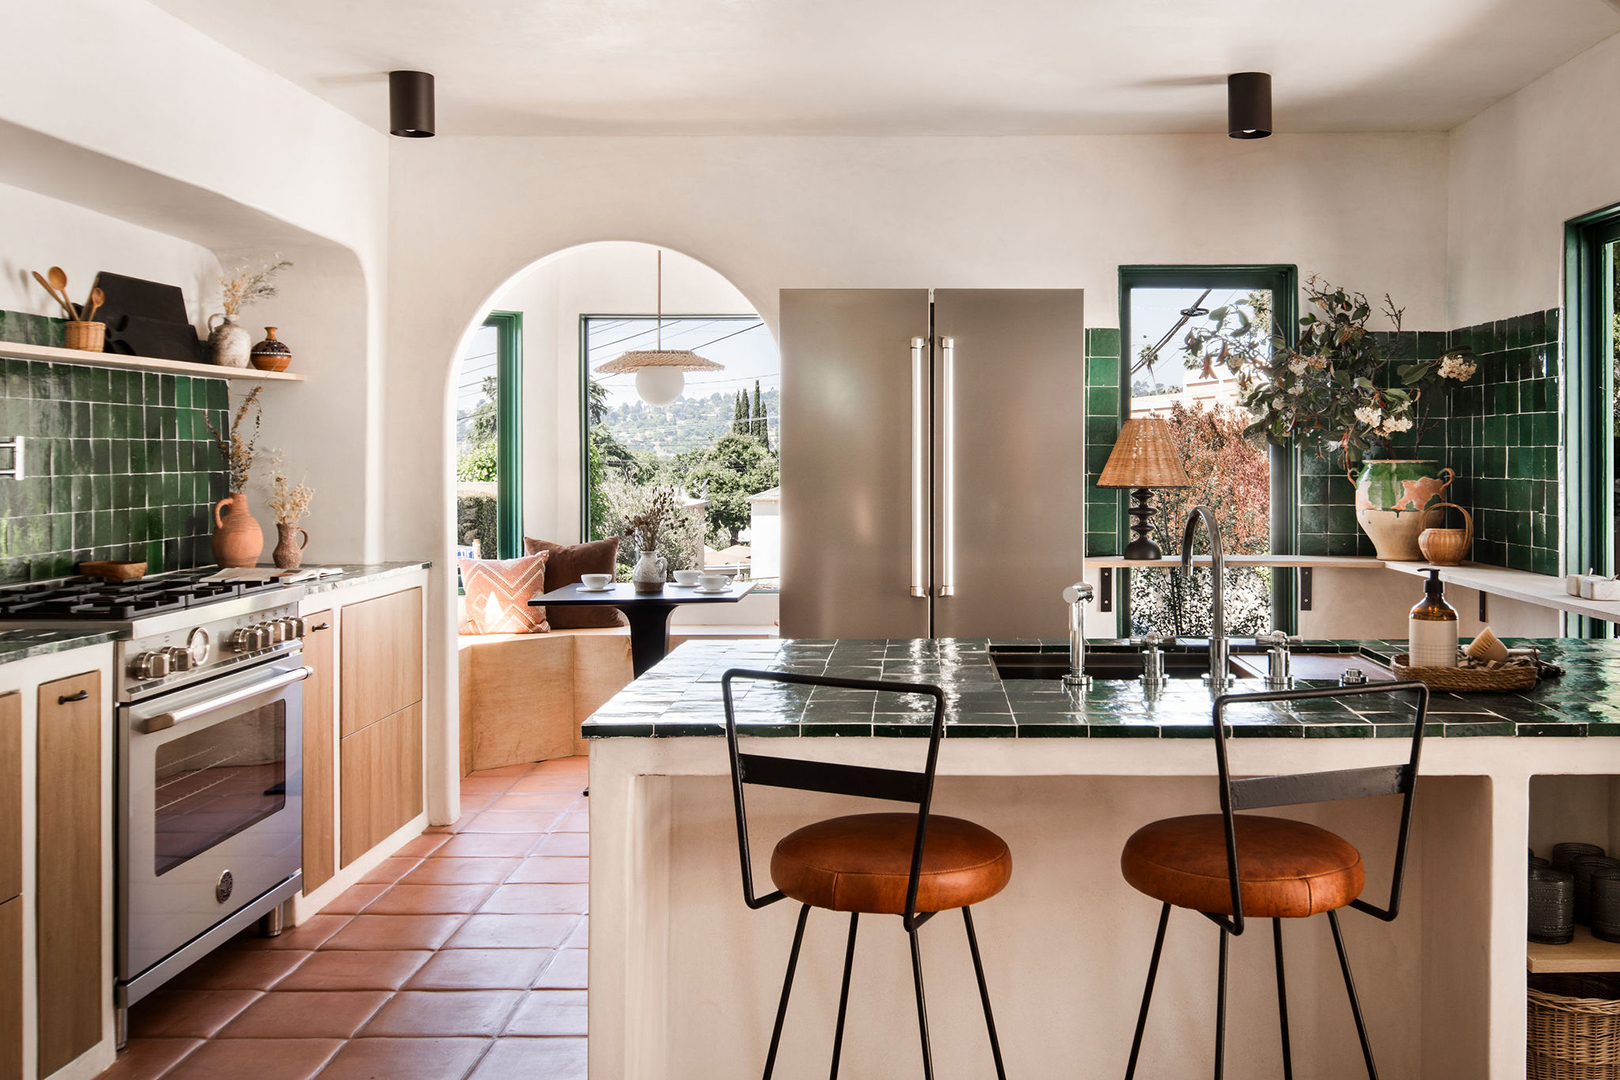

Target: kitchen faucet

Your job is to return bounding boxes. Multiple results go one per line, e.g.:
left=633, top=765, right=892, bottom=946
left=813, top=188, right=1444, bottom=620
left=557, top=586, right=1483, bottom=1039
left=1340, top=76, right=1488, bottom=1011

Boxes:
left=1062, top=582, right=1094, bottom=690
left=1180, top=506, right=1232, bottom=690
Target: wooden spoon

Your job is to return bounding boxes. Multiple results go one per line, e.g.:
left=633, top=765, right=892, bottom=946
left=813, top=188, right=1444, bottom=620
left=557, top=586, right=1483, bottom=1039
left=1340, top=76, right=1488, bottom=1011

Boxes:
left=31, top=270, right=75, bottom=319
left=47, top=266, right=75, bottom=318
left=85, top=286, right=104, bottom=324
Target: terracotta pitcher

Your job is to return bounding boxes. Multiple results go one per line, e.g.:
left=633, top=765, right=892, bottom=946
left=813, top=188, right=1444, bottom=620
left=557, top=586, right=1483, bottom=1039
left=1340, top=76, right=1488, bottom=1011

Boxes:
left=212, top=493, right=264, bottom=568
left=273, top=523, right=310, bottom=571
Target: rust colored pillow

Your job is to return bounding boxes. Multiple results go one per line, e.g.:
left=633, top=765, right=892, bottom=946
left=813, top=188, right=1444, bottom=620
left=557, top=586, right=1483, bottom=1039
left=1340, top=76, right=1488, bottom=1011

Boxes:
left=460, top=551, right=551, bottom=634
left=522, top=535, right=626, bottom=629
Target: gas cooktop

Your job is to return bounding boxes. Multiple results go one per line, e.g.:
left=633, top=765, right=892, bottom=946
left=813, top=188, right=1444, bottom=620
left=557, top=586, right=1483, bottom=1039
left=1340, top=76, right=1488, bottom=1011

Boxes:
left=0, top=571, right=286, bottom=621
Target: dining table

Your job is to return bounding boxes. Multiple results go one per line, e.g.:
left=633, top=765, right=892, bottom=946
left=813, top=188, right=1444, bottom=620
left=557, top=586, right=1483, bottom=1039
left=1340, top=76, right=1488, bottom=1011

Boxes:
left=531, top=579, right=758, bottom=676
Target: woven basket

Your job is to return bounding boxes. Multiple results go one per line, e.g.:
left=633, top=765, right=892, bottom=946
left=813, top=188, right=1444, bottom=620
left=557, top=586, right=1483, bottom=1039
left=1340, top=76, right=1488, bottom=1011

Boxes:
left=1529, top=974, right=1620, bottom=1079
left=1391, top=653, right=1538, bottom=691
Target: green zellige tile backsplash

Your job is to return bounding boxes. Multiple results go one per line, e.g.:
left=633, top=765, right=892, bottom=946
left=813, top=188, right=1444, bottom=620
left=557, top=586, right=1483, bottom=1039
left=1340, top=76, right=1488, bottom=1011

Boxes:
left=0, top=312, right=231, bottom=584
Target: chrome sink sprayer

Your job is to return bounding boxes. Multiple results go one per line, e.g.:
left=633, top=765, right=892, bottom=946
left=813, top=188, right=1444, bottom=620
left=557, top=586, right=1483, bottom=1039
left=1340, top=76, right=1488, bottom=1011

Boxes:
left=1180, top=506, right=1232, bottom=691
left=1062, top=582, right=1094, bottom=690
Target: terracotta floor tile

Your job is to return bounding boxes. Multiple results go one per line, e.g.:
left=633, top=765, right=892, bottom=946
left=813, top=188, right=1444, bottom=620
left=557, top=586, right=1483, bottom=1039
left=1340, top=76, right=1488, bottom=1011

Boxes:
left=169, top=948, right=310, bottom=991
left=216, top=990, right=392, bottom=1039
left=275, top=950, right=432, bottom=991
left=503, top=990, right=587, bottom=1036
left=534, top=949, right=588, bottom=989
left=445, top=914, right=580, bottom=950
left=94, top=1038, right=203, bottom=1080
left=459, top=776, right=518, bottom=794
left=555, top=812, right=589, bottom=832
left=466, top=1037, right=586, bottom=1080
left=321, top=883, right=389, bottom=915
left=321, top=913, right=466, bottom=952
left=394, top=832, right=452, bottom=858
left=470, top=763, right=534, bottom=777
left=232, top=914, right=352, bottom=952
left=165, top=1039, right=342, bottom=1080
left=481, top=883, right=588, bottom=915
left=506, top=856, right=589, bottom=884
left=434, top=833, right=537, bottom=858
left=402, top=856, right=520, bottom=885
left=365, top=883, right=497, bottom=915
left=481, top=794, right=579, bottom=814
left=361, top=990, right=524, bottom=1038
left=531, top=832, right=589, bottom=857
left=508, top=775, right=588, bottom=794
left=315, top=1037, right=490, bottom=1080
left=527, top=756, right=588, bottom=775
left=129, top=989, right=263, bottom=1039
left=358, top=857, right=422, bottom=885
left=406, top=949, right=553, bottom=991
left=461, top=812, right=565, bottom=834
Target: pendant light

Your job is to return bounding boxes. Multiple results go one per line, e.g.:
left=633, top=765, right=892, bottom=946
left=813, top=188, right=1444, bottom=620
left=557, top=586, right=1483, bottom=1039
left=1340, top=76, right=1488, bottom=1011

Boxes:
left=389, top=70, right=436, bottom=137
left=594, top=250, right=724, bottom=405
left=1227, top=72, right=1272, bottom=139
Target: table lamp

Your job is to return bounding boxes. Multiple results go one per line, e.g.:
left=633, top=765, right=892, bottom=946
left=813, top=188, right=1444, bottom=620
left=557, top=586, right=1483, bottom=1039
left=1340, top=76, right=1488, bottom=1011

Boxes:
left=1097, top=417, right=1192, bottom=561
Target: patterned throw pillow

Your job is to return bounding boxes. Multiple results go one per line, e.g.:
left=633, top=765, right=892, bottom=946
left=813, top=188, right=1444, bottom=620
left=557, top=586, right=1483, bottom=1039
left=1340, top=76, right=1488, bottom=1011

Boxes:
left=459, top=551, right=551, bottom=634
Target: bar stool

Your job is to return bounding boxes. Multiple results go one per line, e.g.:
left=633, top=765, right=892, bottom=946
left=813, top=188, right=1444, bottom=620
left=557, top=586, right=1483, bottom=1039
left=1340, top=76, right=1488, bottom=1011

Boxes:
left=722, top=668, right=1012, bottom=1080
left=1118, top=680, right=1430, bottom=1080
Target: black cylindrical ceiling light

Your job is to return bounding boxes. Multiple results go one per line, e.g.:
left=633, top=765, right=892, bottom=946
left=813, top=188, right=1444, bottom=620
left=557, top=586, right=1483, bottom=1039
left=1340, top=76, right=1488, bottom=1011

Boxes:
left=1227, top=72, right=1272, bottom=139
left=389, top=70, right=436, bottom=137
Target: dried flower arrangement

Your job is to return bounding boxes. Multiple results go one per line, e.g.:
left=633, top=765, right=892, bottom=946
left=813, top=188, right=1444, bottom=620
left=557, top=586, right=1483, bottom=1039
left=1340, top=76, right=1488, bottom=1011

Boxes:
left=262, top=449, right=315, bottom=525
left=204, top=387, right=263, bottom=492
left=627, top=486, right=678, bottom=550
left=220, top=256, right=293, bottom=317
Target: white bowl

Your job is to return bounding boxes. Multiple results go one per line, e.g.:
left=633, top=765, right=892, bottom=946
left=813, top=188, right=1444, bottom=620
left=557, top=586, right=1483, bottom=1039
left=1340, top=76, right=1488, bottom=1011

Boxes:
left=580, top=574, right=613, bottom=590
left=673, top=570, right=703, bottom=586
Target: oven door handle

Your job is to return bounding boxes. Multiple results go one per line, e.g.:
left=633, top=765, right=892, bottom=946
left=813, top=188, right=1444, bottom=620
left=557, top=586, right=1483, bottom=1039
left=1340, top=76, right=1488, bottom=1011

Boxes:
left=140, top=665, right=313, bottom=733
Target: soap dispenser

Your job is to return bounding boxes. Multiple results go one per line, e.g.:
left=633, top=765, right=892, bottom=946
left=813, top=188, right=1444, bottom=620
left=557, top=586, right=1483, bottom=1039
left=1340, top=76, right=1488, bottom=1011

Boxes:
left=1409, top=568, right=1459, bottom=668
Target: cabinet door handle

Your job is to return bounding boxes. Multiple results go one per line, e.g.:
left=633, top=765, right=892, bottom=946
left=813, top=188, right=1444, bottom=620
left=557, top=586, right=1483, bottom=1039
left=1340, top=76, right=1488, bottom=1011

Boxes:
left=937, top=335, right=956, bottom=598
left=910, top=335, right=929, bottom=598
left=57, top=690, right=89, bottom=704
left=310, top=622, right=330, bottom=631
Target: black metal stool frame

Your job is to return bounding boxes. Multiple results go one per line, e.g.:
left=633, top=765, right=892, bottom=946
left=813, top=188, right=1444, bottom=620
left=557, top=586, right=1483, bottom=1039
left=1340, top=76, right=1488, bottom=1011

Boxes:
left=721, top=667, right=1008, bottom=1080
left=1123, top=680, right=1430, bottom=1080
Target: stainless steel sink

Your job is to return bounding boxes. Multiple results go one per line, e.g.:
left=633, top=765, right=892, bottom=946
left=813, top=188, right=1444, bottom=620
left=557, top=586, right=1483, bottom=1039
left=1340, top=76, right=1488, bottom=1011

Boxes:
left=989, top=649, right=1252, bottom=682
left=1231, top=652, right=1396, bottom=683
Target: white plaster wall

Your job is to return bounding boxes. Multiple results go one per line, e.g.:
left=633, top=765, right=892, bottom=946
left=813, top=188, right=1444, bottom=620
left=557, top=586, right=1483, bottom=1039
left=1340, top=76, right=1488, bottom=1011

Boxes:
left=1448, top=30, right=1620, bottom=325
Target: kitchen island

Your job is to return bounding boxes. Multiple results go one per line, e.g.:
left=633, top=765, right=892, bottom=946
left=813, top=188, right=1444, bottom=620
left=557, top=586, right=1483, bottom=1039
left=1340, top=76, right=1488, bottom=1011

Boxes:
left=585, top=636, right=1620, bottom=1080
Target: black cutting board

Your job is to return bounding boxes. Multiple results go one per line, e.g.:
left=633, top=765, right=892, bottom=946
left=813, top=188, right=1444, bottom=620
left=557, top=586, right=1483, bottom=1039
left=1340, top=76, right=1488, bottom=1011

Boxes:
left=92, top=271, right=203, bottom=362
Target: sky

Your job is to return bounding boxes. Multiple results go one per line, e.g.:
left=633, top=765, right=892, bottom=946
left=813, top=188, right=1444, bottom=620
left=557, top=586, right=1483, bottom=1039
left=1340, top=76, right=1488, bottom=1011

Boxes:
left=585, top=316, right=779, bottom=411
left=1129, top=286, right=1263, bottom=393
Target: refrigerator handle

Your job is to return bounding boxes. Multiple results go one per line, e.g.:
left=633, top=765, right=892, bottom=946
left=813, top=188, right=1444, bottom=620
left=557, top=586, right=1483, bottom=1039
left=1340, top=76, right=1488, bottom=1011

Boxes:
left=910, top=336, right=928, bottom=598
left=937, top=335, right=956, bottom=598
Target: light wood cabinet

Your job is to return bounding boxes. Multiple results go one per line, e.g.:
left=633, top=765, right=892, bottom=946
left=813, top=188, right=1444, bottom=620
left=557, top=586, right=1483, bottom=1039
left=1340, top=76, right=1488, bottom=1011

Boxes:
left=36, top=670, right=102, bottom=1077
left=302, top=610, right=336, bottom=892
left=340, top=702, right=423, bottom=867
left=0, top=692, right=18, bottom=903
left=0, top=896, right=19, bottom=1080
left=340, top=588, right=423, bottom=737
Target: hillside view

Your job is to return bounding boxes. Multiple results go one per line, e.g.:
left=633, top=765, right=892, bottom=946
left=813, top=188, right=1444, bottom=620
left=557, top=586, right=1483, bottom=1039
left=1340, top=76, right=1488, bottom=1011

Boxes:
left=603, top=388, right=780, bottom=457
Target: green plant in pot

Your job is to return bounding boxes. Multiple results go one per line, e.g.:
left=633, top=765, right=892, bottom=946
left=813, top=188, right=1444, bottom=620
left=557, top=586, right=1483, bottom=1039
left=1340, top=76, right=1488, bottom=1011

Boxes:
left=1182, top=276, right=1477, bottom=560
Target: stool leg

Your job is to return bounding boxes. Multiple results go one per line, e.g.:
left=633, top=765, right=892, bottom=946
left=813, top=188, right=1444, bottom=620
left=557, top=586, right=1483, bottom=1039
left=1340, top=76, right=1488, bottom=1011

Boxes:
left=763, top=904, right=811, bottom=1080
left=1124, top=903, right=1171, bottom=1080
left=829, top=913, right=859, bottom=1080
left=1214, top=923, right=1230, bottom=1080
left=1272, top=919, right=1293, bottom=1080
left=962, top=907, right=1008, bottom=1080
left=1327, top=910, right=1380, bottom=1080
left=908, top=925, right=936, bottom=1080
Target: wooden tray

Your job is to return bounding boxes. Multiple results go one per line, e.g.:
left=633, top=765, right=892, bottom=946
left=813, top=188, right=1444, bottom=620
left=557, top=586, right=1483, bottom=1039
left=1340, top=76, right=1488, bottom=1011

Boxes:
left=1391, top=653, right=1538, bottom=691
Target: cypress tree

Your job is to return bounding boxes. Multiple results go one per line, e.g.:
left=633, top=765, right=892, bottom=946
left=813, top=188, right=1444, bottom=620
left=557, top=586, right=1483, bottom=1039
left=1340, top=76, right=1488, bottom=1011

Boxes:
left=732, top=390, right=746, bottom=434
left=752, top=380, right=768, bottom=448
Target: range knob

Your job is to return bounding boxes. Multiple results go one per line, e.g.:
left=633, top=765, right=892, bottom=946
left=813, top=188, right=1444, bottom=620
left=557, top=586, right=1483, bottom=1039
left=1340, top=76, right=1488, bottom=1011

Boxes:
left=267, top=620, right=288, bottom=644
left=128, top=651, right=171, bottom=680
left=163, top=646, right=195, bottom=672
left=226, top=627, right=261, bottom=654
left=283, top=616, right=306, bottom=640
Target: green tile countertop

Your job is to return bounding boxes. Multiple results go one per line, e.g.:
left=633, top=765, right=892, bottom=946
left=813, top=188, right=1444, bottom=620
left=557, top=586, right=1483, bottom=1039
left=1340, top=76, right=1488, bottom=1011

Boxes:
left=582, top=636, right=1620, bottom=740
left=0, top=628, right=119, bottom=666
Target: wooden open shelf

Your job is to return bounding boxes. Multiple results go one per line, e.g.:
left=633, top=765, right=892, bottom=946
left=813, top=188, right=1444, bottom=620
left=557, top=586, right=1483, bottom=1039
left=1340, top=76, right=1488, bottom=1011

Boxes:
left=1528, top=926, right=1620, bottom=973
left=0, top=340, right=305, bottom=382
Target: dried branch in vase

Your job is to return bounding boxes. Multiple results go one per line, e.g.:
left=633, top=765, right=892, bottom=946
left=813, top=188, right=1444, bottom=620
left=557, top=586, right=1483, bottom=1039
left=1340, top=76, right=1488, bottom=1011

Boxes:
left=261, top=448, right=315, bottom=525
left=627, top=486, right=678, bottom=551
left=220, top=256, right=293, bottom=317
left=204, top=386, right=263, bottom=492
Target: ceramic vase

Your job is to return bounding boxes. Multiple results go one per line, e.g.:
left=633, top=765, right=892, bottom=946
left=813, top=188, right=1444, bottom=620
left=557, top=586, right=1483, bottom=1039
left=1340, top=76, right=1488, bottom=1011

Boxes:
left=632, top=549, right=667, bottom=594
left=212, top=492, right=264, bottom=568
left=273, top=523, right=309, bottom=570
left=1353, top=459, right=1454, bottom=561
left=208, top=313, right=252, bottom=368
left=251, top=326, right=292, bottom=372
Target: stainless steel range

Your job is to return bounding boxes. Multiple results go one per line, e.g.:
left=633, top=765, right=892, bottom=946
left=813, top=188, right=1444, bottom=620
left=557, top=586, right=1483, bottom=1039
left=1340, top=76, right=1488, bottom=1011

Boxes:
left=0, top=571, right=312, bottom=1042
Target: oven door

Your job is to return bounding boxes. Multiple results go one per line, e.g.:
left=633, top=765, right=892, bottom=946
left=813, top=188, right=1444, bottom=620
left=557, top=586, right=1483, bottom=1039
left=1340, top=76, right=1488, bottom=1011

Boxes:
left=119, top=656, right=309, bottom=980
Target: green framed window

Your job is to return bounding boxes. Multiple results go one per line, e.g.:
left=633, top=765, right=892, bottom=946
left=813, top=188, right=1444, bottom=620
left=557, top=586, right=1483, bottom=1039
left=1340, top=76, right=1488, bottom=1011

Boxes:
left=454, top=311, right=523, bottom=560
left=1565, top=204, right=1620, bottom=634
left=1116, top=265, right=1299, bottom=636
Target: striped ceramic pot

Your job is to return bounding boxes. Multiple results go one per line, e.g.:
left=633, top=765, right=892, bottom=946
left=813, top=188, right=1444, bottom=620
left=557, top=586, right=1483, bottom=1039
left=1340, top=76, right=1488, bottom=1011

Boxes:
left=1353, top=459, right=1454, bottom=561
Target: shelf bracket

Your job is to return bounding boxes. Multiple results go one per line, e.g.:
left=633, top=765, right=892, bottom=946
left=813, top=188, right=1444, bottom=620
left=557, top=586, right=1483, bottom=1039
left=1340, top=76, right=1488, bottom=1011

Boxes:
left=0, top=437, right=23, bottom=480
left=1299, top=567, right=1312, bottom=611
left=1098, top=567, right=1113, bottom=613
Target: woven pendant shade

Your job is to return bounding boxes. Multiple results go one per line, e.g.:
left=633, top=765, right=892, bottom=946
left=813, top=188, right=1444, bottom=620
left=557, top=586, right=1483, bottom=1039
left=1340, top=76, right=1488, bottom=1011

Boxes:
left=594, top=350, right=724, bottom=374
left=1097, top=418, right=1191, bottom=489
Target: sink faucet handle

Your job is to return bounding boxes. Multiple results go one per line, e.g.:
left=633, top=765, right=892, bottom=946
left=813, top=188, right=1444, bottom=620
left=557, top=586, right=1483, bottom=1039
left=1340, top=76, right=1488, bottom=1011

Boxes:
left=1062, top=582, right=1094, bottom=606
left=1260, top=629, right=1301, bottom=646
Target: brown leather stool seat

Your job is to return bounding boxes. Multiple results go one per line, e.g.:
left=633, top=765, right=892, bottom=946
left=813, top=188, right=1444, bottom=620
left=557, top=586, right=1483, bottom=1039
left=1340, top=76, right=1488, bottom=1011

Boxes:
left=770, top=812, right=1013, bottom=915
left=1121, top=814, right=1365, bottom=919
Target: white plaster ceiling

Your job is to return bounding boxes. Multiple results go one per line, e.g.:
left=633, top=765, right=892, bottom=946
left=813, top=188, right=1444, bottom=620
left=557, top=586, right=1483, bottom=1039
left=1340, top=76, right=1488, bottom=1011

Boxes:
left=151, top=0, right=1620, bottom=136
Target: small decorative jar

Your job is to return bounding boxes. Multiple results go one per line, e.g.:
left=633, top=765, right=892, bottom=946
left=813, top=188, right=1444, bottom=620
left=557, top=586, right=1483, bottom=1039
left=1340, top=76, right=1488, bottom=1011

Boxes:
left=1573, top=856, right=1620, bottom=925
left=273, top=523, right=309, bottom=571
left=251, top=327, right=293, bottom=372
left=1553, top=842, right=1607, bottom=874
left=1529, top=866, right=1575, bottom=945
left=631, top=549, right=667, bottom=594
left=208, top=313, right=252, bottom=368
left=1592, top=870, right=1620, bottom=943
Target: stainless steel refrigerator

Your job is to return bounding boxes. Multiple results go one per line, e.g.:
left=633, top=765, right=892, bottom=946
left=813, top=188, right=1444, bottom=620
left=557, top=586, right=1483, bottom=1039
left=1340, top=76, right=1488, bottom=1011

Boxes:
left=779, top=289, right=1086, bottom=639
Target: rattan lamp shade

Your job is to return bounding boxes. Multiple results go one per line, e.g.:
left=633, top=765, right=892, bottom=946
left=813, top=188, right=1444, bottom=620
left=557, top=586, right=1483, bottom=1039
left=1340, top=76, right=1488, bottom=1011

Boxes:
left=1097, top=418, right=1191, bottom=489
